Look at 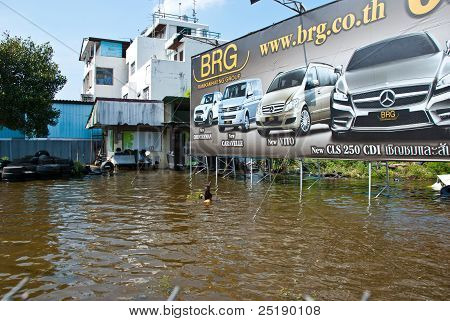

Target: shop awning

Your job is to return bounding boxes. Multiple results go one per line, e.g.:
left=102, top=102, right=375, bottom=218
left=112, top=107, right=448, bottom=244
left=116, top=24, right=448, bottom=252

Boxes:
left=86, top=98, right=164, bottom=129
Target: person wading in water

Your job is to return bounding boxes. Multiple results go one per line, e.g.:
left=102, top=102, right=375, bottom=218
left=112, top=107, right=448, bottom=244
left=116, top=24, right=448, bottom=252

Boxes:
left=204, top=182, right=213, bottom=205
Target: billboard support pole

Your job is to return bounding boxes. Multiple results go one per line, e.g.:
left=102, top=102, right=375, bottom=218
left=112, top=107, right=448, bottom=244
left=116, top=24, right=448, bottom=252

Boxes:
left=369, top=162, right=372, bottom=198
left=376, top=162, right=391, bottom=199
left=215, top=156, right=218, bottom=186
left=300, top=159, right=303, bottom=195
left=250, top=158, right=253, bottom=186
left=386, top=162, right=390, bottom=192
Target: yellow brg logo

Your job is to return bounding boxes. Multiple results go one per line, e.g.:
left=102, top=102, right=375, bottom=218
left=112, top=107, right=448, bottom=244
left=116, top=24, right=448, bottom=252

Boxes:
left=408, top=0, right=442, bottom=16
left=194, top=44, right=250, bottom=83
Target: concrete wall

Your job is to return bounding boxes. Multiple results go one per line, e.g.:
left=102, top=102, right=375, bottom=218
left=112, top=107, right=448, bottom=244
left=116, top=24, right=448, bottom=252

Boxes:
left=150, top=59, right=190, bottom=101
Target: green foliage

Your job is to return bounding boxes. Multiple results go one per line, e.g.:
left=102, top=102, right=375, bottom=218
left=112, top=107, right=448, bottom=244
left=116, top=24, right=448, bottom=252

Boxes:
left=183, top=88, right=191, bottom=98
left=72, top=161, right=85, bottom=177
left=267, top=159, right=449, bottom=180
left=0, top=33, right=67, bottom=137
left=1, top=156, right=8, bottom=161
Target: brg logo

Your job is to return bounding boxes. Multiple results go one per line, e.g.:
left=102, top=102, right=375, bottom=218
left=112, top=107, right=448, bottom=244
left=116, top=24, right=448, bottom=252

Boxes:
left=407, top=0, right=444, bottom=16
left=194, top=44, right=250, bottom=83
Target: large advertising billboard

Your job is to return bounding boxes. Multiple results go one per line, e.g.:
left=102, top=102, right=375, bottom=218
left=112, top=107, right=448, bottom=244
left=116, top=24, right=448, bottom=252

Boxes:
left=191, top=0, right=450, bottom=161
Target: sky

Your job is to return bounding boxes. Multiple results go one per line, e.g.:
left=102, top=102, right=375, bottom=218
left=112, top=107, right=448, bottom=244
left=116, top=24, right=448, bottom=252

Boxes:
left=0, top=0, right=330, bottom=100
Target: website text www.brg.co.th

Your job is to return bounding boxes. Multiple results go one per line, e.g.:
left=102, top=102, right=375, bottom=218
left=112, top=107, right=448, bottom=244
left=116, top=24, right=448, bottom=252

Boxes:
left=259, top=0, right=446, bottom=56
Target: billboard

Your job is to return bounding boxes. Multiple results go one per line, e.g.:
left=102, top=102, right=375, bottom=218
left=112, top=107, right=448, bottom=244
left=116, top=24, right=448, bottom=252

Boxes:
left=191, top=0, right=450, bottom=161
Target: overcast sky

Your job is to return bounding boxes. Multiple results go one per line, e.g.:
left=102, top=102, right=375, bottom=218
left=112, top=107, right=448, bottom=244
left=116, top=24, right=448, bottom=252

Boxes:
left=0, top=0, right=330, bottom=100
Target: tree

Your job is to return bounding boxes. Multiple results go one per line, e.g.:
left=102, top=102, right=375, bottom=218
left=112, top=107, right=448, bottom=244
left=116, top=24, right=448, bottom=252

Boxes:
left=0, top=33, right=67, bottom=137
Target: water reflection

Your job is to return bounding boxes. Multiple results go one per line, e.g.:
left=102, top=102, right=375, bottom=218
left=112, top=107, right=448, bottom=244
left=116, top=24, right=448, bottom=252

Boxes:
left=0, top=171, right=448, bottom=301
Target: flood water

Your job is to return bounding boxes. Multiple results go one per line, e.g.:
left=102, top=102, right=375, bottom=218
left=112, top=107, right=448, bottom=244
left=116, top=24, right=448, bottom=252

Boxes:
left=0, top=171, right=448, bottom=301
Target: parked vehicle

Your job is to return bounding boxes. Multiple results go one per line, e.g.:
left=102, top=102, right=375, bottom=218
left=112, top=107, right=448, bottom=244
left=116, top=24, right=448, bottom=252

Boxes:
left=218, top=79, right=263, bottom=133
left=194, top=92, right=222, bottom=127
left=256, top=63, right=339, bottom=137
left=331, top=32, right=450, bottom=137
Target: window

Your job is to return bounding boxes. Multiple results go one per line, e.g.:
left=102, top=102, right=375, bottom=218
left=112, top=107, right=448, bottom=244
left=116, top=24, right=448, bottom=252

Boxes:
left=347, top=33, right=440, bottom=71
left=267, top=68, right=306, bottom=93
left=130, top=62, right=136, bottom=75
left=179, top=51, right=184, bottom=62
left=96, top=68, right=113, bottom=86
left=177, top=26, right=191, bottom=35
left=143, top=87, right=149, bottom=100
left=317, top=66, right=335, bottom=87
left=223, top=83, right=247, bottom=100
left=306, top=67, right=318, bottom=88
left=174, top=53, right=178, bottom=61
left=201, top=94, right=214, bottom=105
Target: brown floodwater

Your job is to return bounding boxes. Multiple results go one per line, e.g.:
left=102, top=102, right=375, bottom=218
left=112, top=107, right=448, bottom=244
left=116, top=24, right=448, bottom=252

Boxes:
left=0, top=171, right=448, bottom=301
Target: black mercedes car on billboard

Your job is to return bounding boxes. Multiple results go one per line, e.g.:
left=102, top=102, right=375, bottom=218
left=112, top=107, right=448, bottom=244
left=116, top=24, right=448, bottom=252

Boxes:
left=330, top=32, right=450, bottom=137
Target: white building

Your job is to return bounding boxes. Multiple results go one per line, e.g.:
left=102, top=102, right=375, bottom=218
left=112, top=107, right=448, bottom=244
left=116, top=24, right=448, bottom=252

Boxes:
left=79, top=38, right=131, bottom=100
left=79, top=12, right=224, bottom=169
left=80, top=12, right=223, bottom=101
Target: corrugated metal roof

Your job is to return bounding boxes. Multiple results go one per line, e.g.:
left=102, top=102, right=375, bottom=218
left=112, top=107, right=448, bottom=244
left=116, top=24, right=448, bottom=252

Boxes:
left=87, top=100, right=164, bottom=128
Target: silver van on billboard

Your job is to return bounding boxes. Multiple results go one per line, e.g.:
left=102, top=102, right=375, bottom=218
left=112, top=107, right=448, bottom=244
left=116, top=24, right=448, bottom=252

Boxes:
left=256, top=63, right=339, bottom=137
left=218, top=79, right=263, bottom=133
left=331, top=32, right=450, bottom=137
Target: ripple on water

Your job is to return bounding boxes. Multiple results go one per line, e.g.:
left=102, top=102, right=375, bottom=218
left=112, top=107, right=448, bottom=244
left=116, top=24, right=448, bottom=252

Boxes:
left=0, top=172, right=449, bottom=300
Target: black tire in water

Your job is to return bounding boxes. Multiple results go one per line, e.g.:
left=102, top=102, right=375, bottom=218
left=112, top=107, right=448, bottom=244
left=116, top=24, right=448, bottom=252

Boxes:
left=35, top=150, right=50, bottom=158
left=2, top=166, right=25, bottom=181
left=37, top=164, right=61, bottom=179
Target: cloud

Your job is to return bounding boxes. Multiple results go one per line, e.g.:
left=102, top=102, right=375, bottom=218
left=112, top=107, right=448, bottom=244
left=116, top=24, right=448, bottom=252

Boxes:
left=154, top=0, right=225, bottom=16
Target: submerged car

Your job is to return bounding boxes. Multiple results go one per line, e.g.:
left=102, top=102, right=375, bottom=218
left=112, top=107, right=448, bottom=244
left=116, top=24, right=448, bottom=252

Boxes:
left=218, top=79, right=263, bottom=133
left=256, top=63, right=339, bottom=137
left=194, top=92, right=222, bottom=127
left=331, top=32, right=450, bottom=136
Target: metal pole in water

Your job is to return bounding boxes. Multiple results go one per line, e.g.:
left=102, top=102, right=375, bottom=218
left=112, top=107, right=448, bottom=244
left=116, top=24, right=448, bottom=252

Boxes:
left=215, top=156, right=218, bottom=186
left=368, top=162, right=372, bottom=205
left=250, top=158, right=253, bottom=187
left=386, top=161, right=390, bottom=192
left=300, top=159, right=303, bottom=195
left=189, top=155, right=192, bottom=178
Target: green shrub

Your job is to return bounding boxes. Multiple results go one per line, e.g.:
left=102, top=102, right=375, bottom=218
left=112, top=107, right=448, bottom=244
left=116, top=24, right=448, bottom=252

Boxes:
left=72, top=161, right=85, bottom=177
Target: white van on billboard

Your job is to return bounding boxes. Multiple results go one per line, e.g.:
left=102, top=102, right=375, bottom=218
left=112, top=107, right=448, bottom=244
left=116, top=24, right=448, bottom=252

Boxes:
left=218, top=79, right=263, bottom=133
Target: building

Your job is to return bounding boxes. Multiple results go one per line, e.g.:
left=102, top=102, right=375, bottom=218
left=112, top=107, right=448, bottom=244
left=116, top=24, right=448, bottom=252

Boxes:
left=0, top=101, right=102, bottom=164
left=79, top=12, right=224, bottom=169
left=79, top=38, right=131, bottom=100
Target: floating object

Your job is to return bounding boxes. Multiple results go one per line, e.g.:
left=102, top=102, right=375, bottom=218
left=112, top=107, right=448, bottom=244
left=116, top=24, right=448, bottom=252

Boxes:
left=204, top=199, right=212, bottom=205
left=432, top=175, right=450, bottom=196
left=441, top=186, right=450, bottom=196
left=1, top=166, right=25, bottom=181
left=432, top=174, right=450, bottom=191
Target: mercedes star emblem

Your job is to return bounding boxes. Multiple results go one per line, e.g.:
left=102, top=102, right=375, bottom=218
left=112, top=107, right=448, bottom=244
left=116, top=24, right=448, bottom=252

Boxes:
left=380, top=89, right=396, bottom=108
